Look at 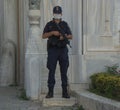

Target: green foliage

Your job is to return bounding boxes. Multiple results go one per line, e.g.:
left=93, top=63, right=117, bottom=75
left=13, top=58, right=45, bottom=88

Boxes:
left=71, top=105, right=85, bottom=110
left=105, top=63, right=120, bottom=75
left=90, top=72, right=120, bottom=101
left=77, top=105, right=85, bottom=110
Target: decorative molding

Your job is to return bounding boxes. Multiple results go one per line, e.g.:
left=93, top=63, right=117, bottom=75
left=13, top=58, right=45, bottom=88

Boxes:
left=29, top=0, right=41, bottom=10
left=29, top=10, right=40, bottom=25
left=100, top=20, right=112, bottom=37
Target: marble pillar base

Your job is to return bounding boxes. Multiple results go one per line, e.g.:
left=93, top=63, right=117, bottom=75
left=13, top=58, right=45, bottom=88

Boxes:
left=25, top=53, right=42, bottom=100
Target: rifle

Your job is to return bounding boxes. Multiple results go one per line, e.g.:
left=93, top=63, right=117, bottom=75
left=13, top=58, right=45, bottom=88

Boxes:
left=55, top=23, right=72, bottom=48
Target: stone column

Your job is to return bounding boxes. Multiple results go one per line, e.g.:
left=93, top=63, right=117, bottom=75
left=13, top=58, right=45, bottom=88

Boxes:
left=25, top=0, right=41, bottom=100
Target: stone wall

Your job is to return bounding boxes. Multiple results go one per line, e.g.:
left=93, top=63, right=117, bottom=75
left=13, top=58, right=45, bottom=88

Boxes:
left=0, top=0, right=4, bottom=85
left=82, top=0, right=120, bottom=83
left=0, top=0, right=4, bottom=56
left=0, top=0, right=18, bottom=86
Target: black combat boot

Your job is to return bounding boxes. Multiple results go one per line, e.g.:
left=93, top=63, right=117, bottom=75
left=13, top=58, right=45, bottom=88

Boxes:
left=46, top=88, right=54, bottom=98
left=62, top=87, right=70, bottom=98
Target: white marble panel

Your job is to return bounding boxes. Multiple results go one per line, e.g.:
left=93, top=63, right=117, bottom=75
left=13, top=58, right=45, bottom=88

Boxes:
left=84, top=53, right=120, bottom=83
left=0, top=0, right=18, bottom=86
left=4, top=0, right=18, bottom=44
left=113, top=0, right=120, bottom=48
left=25, top=54, right=41, bottom=99
left=85, top=0, right=114, bottom=51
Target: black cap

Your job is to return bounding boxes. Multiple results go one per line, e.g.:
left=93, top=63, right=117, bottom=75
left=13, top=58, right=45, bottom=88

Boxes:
left=53, top=6, right=62, bottom=14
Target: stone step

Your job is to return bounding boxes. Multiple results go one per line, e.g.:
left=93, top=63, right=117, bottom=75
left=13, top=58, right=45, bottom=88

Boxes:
left=41, top=77, right=61, bottom=80
left=41, top=86, right=62, bottom=94
left=41, top=74, right=61, bottom=79
left=41, top=94, right=77, bottom=107
left=41, top=81, right=63, bottom=88
left=41, top=77, right=60, bottom=79
left=41, top=80, right=62, bottom=84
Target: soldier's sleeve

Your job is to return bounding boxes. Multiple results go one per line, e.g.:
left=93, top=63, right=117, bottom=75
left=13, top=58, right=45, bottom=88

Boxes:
left=66, top=23, right=72, bottom=35
left=43, top=23, right=49, bottom=34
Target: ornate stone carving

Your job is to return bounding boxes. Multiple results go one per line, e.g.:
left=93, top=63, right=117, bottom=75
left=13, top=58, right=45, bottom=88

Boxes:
left=101, top=0, right=112, bottom=37
left=101, top=20, right=112, bottom=37
left=29, top=10, right=40, bottom=25
left=29, top=0, right=41, bottom=10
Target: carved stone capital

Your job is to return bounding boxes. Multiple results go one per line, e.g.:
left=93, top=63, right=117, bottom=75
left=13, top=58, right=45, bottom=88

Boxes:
left=29, top=10, right=40, bottom=25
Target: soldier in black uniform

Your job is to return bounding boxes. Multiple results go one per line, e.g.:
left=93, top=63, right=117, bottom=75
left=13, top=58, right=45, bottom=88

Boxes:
left=42, top=6, right=72, bottom=98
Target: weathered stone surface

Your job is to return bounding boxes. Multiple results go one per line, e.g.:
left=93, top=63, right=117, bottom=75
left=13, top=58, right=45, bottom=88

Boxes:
left=0, top=87, right=76, bottom=110
left=75, top=90, right=120, bottom=110
left=0, top=0, right=17, bottom=87
left=25, top=8, right=41, bottom=100
left=0, top=41, right=15, bottom=86
left=42, top=94, right=76, bottom=107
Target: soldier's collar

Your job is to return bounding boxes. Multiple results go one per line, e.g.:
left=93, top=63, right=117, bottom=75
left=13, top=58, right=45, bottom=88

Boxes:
left=52, top=18, right=62, bottom=22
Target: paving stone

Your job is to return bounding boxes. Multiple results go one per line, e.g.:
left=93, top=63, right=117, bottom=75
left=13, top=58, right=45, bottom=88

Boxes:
left=0, top=87, right=76, bottom=110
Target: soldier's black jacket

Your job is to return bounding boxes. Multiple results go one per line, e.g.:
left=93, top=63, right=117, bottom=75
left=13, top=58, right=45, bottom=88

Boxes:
left=43, top=19, right=72, bottom=48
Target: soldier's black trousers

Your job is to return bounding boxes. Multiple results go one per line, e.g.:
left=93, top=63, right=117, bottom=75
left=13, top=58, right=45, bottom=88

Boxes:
left=47, top=46, right=69, bottom=89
